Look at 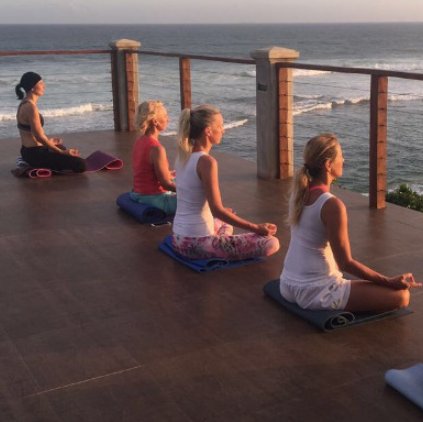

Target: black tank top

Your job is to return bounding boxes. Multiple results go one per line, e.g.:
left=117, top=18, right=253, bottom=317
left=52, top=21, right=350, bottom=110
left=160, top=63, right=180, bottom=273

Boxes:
left=17, top=100, right=44, bottom=132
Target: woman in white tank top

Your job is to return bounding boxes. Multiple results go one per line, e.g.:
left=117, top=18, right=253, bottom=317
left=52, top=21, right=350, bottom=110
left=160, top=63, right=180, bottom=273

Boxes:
left=280, top=134, right=421, bottom=312
left=171, top=104, right=279, bottom=260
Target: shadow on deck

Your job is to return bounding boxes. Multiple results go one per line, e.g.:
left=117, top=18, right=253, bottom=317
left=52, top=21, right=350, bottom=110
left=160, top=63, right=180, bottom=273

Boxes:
left=0, top=130, right=422, bottom=421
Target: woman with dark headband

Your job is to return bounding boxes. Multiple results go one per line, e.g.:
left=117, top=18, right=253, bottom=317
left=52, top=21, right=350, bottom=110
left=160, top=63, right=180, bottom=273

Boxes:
left=15, top=72, right=86, bottom=172
left=280, top=133, right=421, bottom=312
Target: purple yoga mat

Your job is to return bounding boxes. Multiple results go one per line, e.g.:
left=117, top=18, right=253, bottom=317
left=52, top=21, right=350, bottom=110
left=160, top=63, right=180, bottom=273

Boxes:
left=85, top=150, right=123, bottom=172
left=11, top=166, right=52, bottom=179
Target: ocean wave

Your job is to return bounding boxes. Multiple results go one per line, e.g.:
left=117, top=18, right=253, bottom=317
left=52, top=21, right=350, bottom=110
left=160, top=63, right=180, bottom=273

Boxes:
left=293, top=92, right=422, bottom=115
left=162, top=118, right=249, bottom=136
left=388, top=93, right=422, bottom=102
left=236, top=69, right=331, bottom=78
left=0, top=102, right=112, bottom=122
left=43, top=103, right=112, bottom=118
left=0, top=112, right=16, bottom=122
left=294, top=103, right=333, bottom=116
left=224, top=119, right=248, bottom=130
left=293, top=69, right=331, bottom=77
left=238, top=70, right=256, bottom=78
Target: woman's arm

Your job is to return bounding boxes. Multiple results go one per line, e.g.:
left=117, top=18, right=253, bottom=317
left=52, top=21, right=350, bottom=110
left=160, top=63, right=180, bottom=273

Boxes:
left=151, top=145, right=176, bottom=192
left=197, top=154, right=276, bottom=236
left=322, top=197, right=420, bottom=289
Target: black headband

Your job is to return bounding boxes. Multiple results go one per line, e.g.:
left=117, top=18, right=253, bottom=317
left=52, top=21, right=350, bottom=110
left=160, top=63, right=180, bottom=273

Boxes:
left=18, top=72, right=42, bottom=92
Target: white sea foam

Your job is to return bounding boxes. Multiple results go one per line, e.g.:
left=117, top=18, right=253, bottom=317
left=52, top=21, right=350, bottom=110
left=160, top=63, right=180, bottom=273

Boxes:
left=162, top=119, right=249, bottom=137
left=43, top=103, right=112, bottom=117
left=0, top=103, right=112, bottom=122
left=239, top=70, right=256, bottom=78
left=0, top=112, right=15, bottom=122
left=237, top=69, right=331, bottom=78
left=293, top=69, right=331, bottom=77
left=293, top=102, right=333, bottom=115
left=224, top=119, right=248, bottom=130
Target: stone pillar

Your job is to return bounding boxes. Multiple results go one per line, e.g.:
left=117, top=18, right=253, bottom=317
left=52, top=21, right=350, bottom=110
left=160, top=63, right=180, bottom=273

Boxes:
left=109, top=39, right=141, bottom=132
left=250, top=47, right=299, bottom=179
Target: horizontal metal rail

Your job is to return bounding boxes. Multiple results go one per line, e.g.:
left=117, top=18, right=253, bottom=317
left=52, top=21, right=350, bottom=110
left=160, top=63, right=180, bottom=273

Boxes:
left=0, top=49, right=110, bottom=57
left=277, top=61, right=423, bottom=81
left=138, top=50, right=255, bottom=65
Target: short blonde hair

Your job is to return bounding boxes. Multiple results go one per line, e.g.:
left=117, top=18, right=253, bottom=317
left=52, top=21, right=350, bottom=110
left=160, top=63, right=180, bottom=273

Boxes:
left=135, top=100, right=166, bottom=135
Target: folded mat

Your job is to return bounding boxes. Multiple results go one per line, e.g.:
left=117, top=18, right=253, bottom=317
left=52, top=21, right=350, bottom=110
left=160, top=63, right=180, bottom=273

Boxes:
left=159, top=235, right=261, bottom=272
left=85, top=150, right=123, bottom=172
left=385, top=363, right=423, bottom=410
left=11, top=164, right=56, bottom=178
left=116, top=192, right=170, bottom=224
left=11, top=150, right=122, bottom=178
left=263, top=279, right=412, bottom=331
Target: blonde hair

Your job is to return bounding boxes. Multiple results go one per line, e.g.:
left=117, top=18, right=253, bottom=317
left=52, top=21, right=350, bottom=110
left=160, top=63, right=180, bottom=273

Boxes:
left=135, top=100, right=166, bottom=135
left=289, top=133, right=339, bottom=225
left=176, top=104, right=221, bottom=164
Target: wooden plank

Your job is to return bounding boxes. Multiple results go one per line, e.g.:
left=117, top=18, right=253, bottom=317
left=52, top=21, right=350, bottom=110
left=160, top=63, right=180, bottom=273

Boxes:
left=278, top=67, right=294, bottom=179
left=369, top=75, right=388, bottom=209
left=179, top=57, right=192, bottom=110
left=0, top=130, right=422, bottom=421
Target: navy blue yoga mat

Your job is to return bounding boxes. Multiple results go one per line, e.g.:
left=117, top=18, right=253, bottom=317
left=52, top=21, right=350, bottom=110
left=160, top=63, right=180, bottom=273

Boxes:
left=264, top=280, right=412, bottom=331
left=159, top=235, right=262, bottom=272
left=116, top=192, right=170, bottom=224
left=385, top=363, right=423, bottom=410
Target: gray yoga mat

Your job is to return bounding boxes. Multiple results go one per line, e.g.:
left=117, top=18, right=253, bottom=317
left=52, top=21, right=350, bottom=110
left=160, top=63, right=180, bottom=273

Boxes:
left=264, top=279, right=412, bottom=331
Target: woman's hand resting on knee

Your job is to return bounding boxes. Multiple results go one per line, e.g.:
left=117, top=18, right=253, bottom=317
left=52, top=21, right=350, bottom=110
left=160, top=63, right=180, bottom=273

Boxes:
left=66, top=148, right=80, bottom=157
left=254, top=223, right=277, bottom=236
left=387, top=273, right=422, bottom=290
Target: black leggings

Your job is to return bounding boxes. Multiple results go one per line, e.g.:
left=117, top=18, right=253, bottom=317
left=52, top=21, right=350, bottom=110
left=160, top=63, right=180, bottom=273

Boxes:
left=21, top=146, right=86, bottom=173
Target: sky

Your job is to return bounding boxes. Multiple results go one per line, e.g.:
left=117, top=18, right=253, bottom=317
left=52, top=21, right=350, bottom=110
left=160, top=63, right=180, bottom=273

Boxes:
left=1, top=0, right=423, bottom=24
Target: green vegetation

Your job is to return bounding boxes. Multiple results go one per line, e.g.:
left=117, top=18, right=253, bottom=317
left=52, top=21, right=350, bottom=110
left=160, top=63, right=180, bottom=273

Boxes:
left=386, top=184, right=423, bottom=212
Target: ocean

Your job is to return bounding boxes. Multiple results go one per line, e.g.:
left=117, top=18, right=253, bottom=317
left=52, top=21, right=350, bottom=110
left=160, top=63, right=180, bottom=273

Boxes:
left=1, top=23, right=423, bottom=193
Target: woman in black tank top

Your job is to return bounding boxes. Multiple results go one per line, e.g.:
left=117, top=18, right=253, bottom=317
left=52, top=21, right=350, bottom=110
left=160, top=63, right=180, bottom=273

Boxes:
left=15, top=72, right=86, bottom=173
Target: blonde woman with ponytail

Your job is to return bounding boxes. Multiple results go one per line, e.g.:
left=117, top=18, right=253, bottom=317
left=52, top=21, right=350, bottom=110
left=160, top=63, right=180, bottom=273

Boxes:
left=131, top=101, right=176, bottom=214
left=171, top=104, right=279, bottom=260
left=280, top=134, right=420, bottom=312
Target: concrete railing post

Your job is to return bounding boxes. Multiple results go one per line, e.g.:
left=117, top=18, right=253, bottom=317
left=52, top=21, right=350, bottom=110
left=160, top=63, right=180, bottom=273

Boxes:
left=250, top=47, right=299, bottom=179
left=109, top=39, right=141, bottom=132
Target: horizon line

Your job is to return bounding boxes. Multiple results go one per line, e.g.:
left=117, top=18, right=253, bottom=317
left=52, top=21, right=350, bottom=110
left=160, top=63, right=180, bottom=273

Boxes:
left=1, top=20, right=423, bottom=26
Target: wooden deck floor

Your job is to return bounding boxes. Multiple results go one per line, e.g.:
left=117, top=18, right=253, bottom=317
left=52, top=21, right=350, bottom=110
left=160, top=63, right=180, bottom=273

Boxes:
left=0, top=130, right=422, bottom=421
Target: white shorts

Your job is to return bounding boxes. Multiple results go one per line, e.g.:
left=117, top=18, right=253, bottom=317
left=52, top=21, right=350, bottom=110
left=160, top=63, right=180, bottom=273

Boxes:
left=280, top=277, right=351, bottom=310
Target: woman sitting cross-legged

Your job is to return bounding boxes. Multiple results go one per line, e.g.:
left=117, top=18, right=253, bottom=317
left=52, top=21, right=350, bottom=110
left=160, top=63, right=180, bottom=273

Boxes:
left=16, top=71, right=86, bottom=173
left=130, top=101, right=176, bottom=215
left=280, top=133, right=421, bottom=312
left=171, top=104, right=280, bottom=260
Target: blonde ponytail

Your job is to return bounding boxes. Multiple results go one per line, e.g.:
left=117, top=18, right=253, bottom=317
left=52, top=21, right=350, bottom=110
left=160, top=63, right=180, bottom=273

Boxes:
left=176, top=104, right=220, bottom=165
left=288, top=166, right=311, bottom=225
left=176, top=108, right=192, bottom=164
left=288, top=133, right=339, bottom=225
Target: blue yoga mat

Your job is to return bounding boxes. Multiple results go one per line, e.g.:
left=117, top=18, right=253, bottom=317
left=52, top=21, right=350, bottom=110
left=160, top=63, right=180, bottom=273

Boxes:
left=385, top=363, right=423, bottom=410
left=159, top=235, right=262, bottom=272
left=116, top=192, right=170, bottom=224
left=263, top=279, right=412, bottom=331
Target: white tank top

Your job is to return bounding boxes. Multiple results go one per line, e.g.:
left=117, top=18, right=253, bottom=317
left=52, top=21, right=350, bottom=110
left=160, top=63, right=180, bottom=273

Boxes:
left=173, top=152, right=214, bottom=237
left=280, top=192, right=343, bottom=285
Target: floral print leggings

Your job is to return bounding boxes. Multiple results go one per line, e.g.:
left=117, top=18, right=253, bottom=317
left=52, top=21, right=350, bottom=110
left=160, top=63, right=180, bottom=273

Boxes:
left=172, top=219, right=279, bottom=260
